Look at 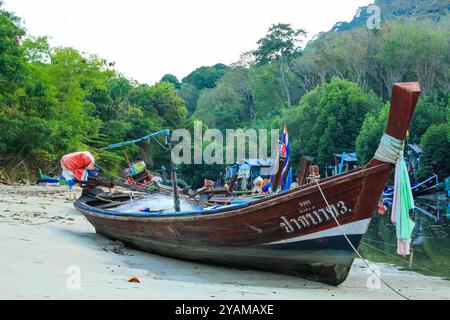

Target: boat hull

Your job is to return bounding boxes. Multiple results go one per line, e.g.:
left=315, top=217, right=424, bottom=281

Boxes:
left=75, top=163, right=391, bottom=285
left=91, top=225, right=362, bottom=285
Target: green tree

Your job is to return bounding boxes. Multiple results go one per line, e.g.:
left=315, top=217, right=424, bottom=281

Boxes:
left=0, top=2, right=26, bottom=103
left=177, top=82, right=199, bottom=114
left=138, top=81, right=187, bottom=129
left=249, top=63, right=288, bottom=119
left=376, top=20, right=450, bottom=97
left=219, top=67, right=255, bottom=122
left=355, top=104, right=389, bottom=165
left=252, top=23, right=307, bottom=108
left=356, top=94, right=449, bottom=166
left=182, top=63, right=229, bottom=90
left=275, top=78, right=381, bottom=171
left=194, top=83, right=244, bottom=129
left=0, top=32, right=115, bottom=171
left=22, top=36, right=51, bottom=63
left=409, top=95, right=449, bottom=143
left=160, top=73, right=181, bottom=89
left=90, top=78, right=187, bottom=173
left=418, top=124, right=450, bottom=180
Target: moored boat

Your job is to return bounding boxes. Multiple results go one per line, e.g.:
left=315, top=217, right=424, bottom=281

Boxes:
left=383, top=173, right=439, bottom=198
left=75, top=82, right=421, bottom=286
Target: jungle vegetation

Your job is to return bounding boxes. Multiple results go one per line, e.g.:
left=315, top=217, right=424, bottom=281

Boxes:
left=0, top=0, right=449, bottom=186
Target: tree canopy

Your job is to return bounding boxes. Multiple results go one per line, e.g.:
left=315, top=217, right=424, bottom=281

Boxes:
left=252, top=23, right=307, bottom=65
left=418, top=124, right=450, bottom=180
left=182, top=63, right=229, bottom=90
left=273, top=78, right=381, bottom=169
left=0, top=3, right=188, bottom=179
left=160, top=74, right=181, bottom=89
left=1, top=0, right=449, bottom=186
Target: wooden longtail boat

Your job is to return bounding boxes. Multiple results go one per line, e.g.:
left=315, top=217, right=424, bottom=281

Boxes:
left=75, top=82, right=420, bottom=286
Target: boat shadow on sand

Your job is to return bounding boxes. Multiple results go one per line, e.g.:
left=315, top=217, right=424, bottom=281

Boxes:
left=64, top=227, right=332, bottom=290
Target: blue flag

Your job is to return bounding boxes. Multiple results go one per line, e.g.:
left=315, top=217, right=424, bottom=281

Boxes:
left=280, top=124, right=290, bottom=176
left=283, top=168, right=293, bottom=191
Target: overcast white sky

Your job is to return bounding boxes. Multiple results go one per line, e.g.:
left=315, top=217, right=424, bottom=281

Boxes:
left=4, top=0, right=371, bottom=85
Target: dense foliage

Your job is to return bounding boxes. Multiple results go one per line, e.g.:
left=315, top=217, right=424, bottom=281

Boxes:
left=418, top=124, right=450, bottom=180
left=356, top=94, right=450, bottom=178
left=332, top=0, right=450, bottom=32
left=1, top=0, right=449, bottom=185
left=0, top=2, right=187, bottom=180
left=273, top=78, right=380, bottom=169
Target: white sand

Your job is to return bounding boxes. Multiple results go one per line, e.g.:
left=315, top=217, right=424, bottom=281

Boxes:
left=0, top=184, right=449, bottom=300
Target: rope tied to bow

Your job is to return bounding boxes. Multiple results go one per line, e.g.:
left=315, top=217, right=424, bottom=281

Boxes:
left=374, top=134, right=403, bottom=164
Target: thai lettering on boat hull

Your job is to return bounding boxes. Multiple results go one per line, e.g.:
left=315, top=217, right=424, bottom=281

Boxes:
left=280, top=201, right=350, bottom=233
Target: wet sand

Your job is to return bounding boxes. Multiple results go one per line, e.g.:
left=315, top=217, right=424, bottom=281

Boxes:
left=1, top=184, right=449, bottom=300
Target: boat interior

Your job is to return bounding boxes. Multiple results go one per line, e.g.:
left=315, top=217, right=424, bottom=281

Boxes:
left=77, top=163, right=383, bottom=218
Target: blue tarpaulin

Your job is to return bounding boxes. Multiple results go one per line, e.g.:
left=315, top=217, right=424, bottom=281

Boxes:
left=334, top=152, right=358, bottom=162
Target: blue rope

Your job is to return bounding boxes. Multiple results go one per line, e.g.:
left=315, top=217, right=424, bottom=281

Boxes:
left=105, top=129, right=170, bottom=149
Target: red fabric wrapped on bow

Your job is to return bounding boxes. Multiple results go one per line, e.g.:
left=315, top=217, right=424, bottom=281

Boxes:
left=61, top=151, right=95, bottom=181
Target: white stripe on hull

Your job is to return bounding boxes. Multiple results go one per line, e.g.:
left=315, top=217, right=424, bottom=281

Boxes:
left=265, top=218, right=372, bottom=245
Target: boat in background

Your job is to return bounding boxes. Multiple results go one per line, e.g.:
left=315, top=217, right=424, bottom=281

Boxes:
left=75, top=82, right=421, bottom=286
left=38, top=169, right=68, bottom=185
left=383, top=174, right=439, bottom=198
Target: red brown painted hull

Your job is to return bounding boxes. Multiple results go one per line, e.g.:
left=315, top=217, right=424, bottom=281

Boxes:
left=75, top=163, right=391, bottom=285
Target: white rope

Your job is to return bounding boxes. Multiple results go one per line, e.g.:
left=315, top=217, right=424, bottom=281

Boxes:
left=374, top=134, right=403, bottom=164
left=313, top=179, right=411, bottom=300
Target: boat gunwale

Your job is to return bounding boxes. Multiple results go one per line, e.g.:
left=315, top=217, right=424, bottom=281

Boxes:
left=75, top=162, right=391, bottom=222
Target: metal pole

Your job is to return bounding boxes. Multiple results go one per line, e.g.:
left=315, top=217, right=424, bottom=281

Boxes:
left=166, top=132, right=181, bottom=212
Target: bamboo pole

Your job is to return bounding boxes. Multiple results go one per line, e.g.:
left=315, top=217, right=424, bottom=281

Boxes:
left=166, top=134, right=181, bottom=212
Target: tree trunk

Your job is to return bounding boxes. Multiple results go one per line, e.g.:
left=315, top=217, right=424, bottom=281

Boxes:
left=279, top=55, right=292, bottom=108
left=246, top=89, right=256, bottom=122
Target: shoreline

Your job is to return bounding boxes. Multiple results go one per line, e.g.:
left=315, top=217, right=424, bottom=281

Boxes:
left=1, top=184, right=449, bottom=300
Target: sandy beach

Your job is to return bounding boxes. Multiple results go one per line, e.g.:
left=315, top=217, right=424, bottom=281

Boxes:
left=0, top=184, right=449, bottom=300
